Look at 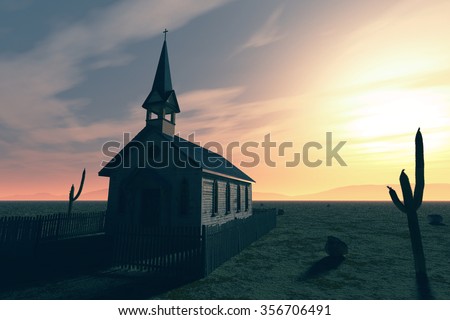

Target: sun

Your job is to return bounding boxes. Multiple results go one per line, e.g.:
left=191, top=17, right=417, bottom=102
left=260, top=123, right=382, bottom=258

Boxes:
left=348, top=88, right=446, bottom=138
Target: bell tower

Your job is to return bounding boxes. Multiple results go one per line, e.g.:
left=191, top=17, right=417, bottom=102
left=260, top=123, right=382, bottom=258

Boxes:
left=142, top=29, right=180, bottom=136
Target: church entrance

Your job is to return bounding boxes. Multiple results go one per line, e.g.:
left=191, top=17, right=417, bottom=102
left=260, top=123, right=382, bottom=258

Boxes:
left=140, top=188, right=161, bottom=227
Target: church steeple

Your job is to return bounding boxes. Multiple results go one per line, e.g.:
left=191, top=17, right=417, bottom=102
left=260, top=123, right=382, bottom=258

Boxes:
left=143, top=29, right=180, bottom=136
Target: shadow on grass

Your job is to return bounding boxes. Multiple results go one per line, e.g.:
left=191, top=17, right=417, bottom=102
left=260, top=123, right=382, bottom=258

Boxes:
left=0, top=268, right=199, bottom=300
left=298, top=256, right=345, bottom=281
left=86, top=273, right=198, bottom=300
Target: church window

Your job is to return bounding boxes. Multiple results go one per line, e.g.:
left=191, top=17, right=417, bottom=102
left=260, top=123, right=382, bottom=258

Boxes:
left=225, top=182, right=231, bottom=214
left=236, top=184, right=241, bottom=212
left=245, top=185, right=249, bottom=211
left=212, top=180, right=219, bottom=215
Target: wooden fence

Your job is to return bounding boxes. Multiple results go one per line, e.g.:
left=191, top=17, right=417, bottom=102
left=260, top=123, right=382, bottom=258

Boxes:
left=0, top=211, right=106, bottom=247
left=112, top=209, right=277, bottom=278
left=0, top=209, right=276, bottom=284
left=202, top=208, right=277, bottom=275
left=112, top=225, right=203, bottom=277
left=0, top=212, right=108, bottom=285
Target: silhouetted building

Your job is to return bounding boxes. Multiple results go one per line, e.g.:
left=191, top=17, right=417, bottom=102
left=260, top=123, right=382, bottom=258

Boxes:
left=99, top=36, right=254, bottom=229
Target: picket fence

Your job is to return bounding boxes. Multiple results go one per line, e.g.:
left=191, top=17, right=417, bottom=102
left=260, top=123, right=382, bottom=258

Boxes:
left=1, top=209, right=276, bottom=280
left=112, top=209, right=277, bottom=277
left=202, top=209, right=277, bottom=275
left=0, top=211, right=106, bottom=247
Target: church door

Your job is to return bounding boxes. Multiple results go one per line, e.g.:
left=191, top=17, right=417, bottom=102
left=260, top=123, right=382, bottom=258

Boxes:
left=140, top=188, right=161, bottom=227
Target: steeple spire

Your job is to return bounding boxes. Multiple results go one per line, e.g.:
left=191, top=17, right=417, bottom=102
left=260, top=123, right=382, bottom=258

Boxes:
left=142, top=30, right=180, bottom=136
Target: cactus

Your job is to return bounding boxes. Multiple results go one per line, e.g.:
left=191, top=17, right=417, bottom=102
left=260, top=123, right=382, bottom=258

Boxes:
left=68, top=169, right=86, bottom=216
left=387, top=128, right=432, bottom=299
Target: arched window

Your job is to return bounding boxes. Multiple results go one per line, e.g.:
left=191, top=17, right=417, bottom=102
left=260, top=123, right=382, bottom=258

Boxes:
left=212, top=180, right=219, bottom=215
left=245, top=185, right=249, bottom=211
left=179, top=178, right=189, bottom=215
left=236, top=184, right=241, bottom=212
left=225, top=182, right=231, bottom=214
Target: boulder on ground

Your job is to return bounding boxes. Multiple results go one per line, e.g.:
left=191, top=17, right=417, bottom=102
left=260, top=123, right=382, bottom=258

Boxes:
left=277, top=209, right=285, bottom=215
left=427, top=214, right=444, bottom=226
left=325, top=236, right=348, bottom=257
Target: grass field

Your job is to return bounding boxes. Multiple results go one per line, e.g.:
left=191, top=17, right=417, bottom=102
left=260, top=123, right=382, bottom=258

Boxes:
left=1, top=201, right=448, bottom=300
left=156, top=201, right=450, bottom=299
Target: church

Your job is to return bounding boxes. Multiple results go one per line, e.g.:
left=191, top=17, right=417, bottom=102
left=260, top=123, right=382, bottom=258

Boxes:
left=99, top=34, right=254, bottom=229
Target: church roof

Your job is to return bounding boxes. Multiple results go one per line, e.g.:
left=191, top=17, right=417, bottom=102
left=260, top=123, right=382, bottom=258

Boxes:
left=142, top=39, right=180, bottom=113
left=171, top=135, right=255, bottom=183
left=98, top=126, right=255, bottom=183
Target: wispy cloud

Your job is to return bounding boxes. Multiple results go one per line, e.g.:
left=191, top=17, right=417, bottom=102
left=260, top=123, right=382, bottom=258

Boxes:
left=234, top=6, right=284, bottom=55
left=176, top=86, right=304, bottom=143
left=0, top=0, right=232, bottom=145
left=0, top=0, right=233, bottom=197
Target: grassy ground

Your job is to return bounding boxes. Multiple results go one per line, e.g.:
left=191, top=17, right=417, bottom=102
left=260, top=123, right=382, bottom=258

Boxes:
left=0, top=269, right=193, bottom=300
left=1, top=201, right=448, bottom=300
left=155, top=201, right=450, bottom=300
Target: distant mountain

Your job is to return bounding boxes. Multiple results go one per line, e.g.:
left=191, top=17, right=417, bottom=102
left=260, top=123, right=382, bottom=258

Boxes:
left=0, top=189, right=108, bottom=201
left=251, top=192, right=295, bottom=201
left=253, top=184, right=450, bottom=201
left=0, top=192, right=66, bottom=201
left=2, top=184, right=449, bottom=201
left=80, top=189, right=108, bottom=200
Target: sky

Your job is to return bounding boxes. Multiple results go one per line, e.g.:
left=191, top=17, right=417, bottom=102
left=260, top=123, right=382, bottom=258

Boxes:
left=1, top=0, right=450, bottom=200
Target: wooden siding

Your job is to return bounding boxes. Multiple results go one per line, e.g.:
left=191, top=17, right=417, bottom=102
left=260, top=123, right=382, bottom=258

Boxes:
left=201, top=177, right=252, bottom=226
left=202, top=178, right=213, bottom=217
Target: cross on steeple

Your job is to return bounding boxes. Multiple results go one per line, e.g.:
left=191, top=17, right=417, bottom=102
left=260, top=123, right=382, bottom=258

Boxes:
left=163, top=28, right=168, bottom=41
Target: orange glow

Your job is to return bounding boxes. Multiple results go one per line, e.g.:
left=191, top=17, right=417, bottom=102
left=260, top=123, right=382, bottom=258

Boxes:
left=2, top=1, right=450, bottom=200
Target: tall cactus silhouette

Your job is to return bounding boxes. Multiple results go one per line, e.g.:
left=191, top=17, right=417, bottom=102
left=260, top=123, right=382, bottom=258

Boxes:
left=68, top=169, right=86, bottom=216
left=387, top=128, right=432, bottom=299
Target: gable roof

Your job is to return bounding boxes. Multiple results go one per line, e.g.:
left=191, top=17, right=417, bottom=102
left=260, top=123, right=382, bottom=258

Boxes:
left=171, top=135, right=255, bottom=183
left=99, top=126, right=255, bottom=183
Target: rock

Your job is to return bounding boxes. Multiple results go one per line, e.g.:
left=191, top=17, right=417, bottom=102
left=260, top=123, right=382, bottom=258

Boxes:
left=427, top=214, right=444, bottom=226
left=277, top=209, right=285, bottom=215
left=325, top=236, right=348, bottom=257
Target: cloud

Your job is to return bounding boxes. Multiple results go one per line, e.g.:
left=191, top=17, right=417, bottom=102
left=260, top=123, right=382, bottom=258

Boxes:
left=175, top=86, right=304, bottom=143
left=0, top=0, right=232, bottom=144
left=89, top=53, right=135, bottom=70
left=0, top=0, right=234, bottom=197
left=26, top=85, right=289, bottom=145
left=234, top=6, right=284, bottom=55
left=327, top=0, right=450, bottom=88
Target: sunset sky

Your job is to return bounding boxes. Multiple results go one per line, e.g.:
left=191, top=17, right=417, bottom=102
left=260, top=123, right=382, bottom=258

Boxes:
left=1, top=0, right=450, bottom=200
